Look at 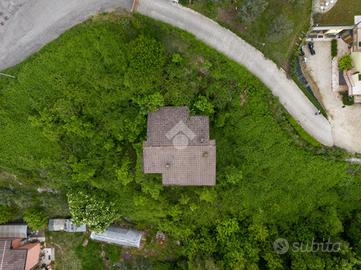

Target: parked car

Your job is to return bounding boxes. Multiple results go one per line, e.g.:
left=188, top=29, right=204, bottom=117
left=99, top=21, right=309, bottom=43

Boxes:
left=308, top=42, right=316, bottom=55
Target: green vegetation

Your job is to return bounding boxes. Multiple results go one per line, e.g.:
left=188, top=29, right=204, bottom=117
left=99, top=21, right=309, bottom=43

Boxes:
left=1, top=13, right=361, bottom=269
left=339, top=54, right=353, bottom=70
left=314, top=0, right=361, bottom=25
left=47, top=232, right=83, bottom=269
left=23, top=207, right=48, bottom=230
left=0, top=205, right=16, bottom=224
left=341, top=91, right=355, bottom=106
left=182, top=0, right=312, bottom=70
left=68, top=186, right=120, bottom=232
left=46, top=232, right=122, bottom=270
left=290, top=54, right=327, bottom=116
left=331, top=39, right=338, bottom=58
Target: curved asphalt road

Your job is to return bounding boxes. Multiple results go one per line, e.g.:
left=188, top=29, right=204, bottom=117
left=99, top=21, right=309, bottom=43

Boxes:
left=0, top=0, right=334, bottom=147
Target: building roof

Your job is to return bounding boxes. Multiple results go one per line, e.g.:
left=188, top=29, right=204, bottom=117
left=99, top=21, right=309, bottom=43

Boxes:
left=0, top=240, right=40, bottom=270
left=346, top=52, right=361, bottom=95
left=48, top=219, right=86, bottom=232
left=90, top=226, right=142, bottom=248
left=143, top=107, right=216, bottom=186
left=0, top=225, right=27, bottom=239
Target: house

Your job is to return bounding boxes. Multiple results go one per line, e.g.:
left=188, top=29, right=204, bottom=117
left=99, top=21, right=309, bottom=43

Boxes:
left=90, top=226, right=143, bottom=248
left=143, top=107, right=216, bottom=186
left=0, top=225, right=41, bottom=270
left=48, top=219, right=86, bottom=232
left=343, top=16, right=361, bottom=103
left=0, top=240, right=41, bottom=270
left=309, top=16, right=361, bottom=103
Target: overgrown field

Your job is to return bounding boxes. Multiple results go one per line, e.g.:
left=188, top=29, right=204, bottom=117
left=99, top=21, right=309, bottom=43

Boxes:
left=1, top=12, right=361, bottom=269
left=181, top=0, right=312, bottom=71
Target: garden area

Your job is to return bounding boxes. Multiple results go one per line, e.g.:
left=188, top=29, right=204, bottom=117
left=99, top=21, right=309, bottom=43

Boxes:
left=180, top=0, right=312, bottom=71
left=0, top=12, right=361, bottom=269
left=314, top=0, right=361, bottom=25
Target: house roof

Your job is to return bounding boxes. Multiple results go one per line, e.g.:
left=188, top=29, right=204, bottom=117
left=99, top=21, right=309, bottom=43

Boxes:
left=0, top=225, right=27, bottom=239
left=143, top=107, right=216, bottom=186
left=48, top=219, right=86, bottom=232
left=0, top=240, right=26, bottom=270
left=0, top=240, right=41, bottom=270
left=90, top=226, right=142, bottom=248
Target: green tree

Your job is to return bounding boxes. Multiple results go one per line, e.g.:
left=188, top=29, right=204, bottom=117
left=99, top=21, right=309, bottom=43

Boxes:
left=124, top=35, right=166, bottom=93
left=23, top=207, right=48, bottom=230
left=339, top=54, right=353, bottom=70
left=0, top=205, right=16, bottom=224
left=67, top=186, right=119, bottom=232
left=193, top=96, right=214, bottom=115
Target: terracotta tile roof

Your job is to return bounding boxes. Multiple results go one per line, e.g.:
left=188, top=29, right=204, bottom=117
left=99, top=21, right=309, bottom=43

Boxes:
left=143, top=107, right=216, bottom=186
left=0, top=240, right=40, bottom=270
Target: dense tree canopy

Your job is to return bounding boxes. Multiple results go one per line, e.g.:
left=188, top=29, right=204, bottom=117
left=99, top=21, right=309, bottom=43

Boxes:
left=0, top=13, right=361, bottom=269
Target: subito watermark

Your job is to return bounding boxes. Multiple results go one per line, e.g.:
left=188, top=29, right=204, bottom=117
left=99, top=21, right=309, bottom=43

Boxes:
left=273, top=238, right=341, bottom=254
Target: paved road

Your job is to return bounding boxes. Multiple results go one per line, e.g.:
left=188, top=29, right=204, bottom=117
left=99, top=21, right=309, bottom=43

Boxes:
left=0, top=0, right=133, bottom=70
left=137, top=0, right=334, bottom=147
left=0, top=0, right=334, bottom=147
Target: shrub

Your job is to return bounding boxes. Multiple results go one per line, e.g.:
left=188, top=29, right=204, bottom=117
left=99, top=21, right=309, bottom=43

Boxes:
left=238, top=0, right=268, bottom=23
left=341, top=92, right=354, bottom=106
left=23, top=207, right=48, bottom=230
left=67, top=186, right=119, bottom=232
left=267, top=15, right=294, bottom=43
left=331, top=39, right=338, bottom=58
left=0, top=205, right=16, bottom=224
left=339, top=54, right=353, bottom=70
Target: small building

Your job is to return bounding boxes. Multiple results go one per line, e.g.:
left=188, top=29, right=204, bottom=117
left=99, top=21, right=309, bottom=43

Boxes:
left=0, top=239, right=41, bottom=270
left=90, top=226, right=143, bottom=248
left=343, top=17, right=361, bottom=103
left=48, top=219, right=86, bottom=232
left=0, top=224, right=28, bottom=239
left=143, top=107, right=216, bottom=186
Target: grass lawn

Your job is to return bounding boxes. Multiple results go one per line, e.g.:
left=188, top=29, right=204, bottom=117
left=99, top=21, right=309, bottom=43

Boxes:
left=314, top=0, right=361, bottom=25
left=46, top=232, right=122, bottom=270
left=46, top=232, right=84, bottom=270
left=182, top=0, right=312, bottom=71
left=46, top=230, right=180, bottom=270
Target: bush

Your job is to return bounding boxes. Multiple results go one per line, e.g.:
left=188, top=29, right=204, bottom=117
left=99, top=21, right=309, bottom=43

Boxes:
left=339, top=54, right=353, bottom=70
left=267, top=15, right=294, bottom=43
left=238, top=0, right=268, bottom=22
left=23, top=207, right=48, bottom=230
left=0, top=205, right=16, bottom=224
left=67, top=186, right=119, bottom=232
left=341, top=92, right=354, bottom=106
left=331, top=39, right=338, bottom=58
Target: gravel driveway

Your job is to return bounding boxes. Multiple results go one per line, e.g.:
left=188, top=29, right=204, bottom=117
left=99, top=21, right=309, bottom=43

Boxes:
left=305, top=41, right=361, bottom=153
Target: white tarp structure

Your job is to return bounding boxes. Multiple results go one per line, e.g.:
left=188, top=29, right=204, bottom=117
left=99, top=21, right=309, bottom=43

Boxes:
left=48, top=219, right=86, bottom=232
left=0, top=225, right=27, bottom=238
left=90, top=226, right=143, bottom=248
